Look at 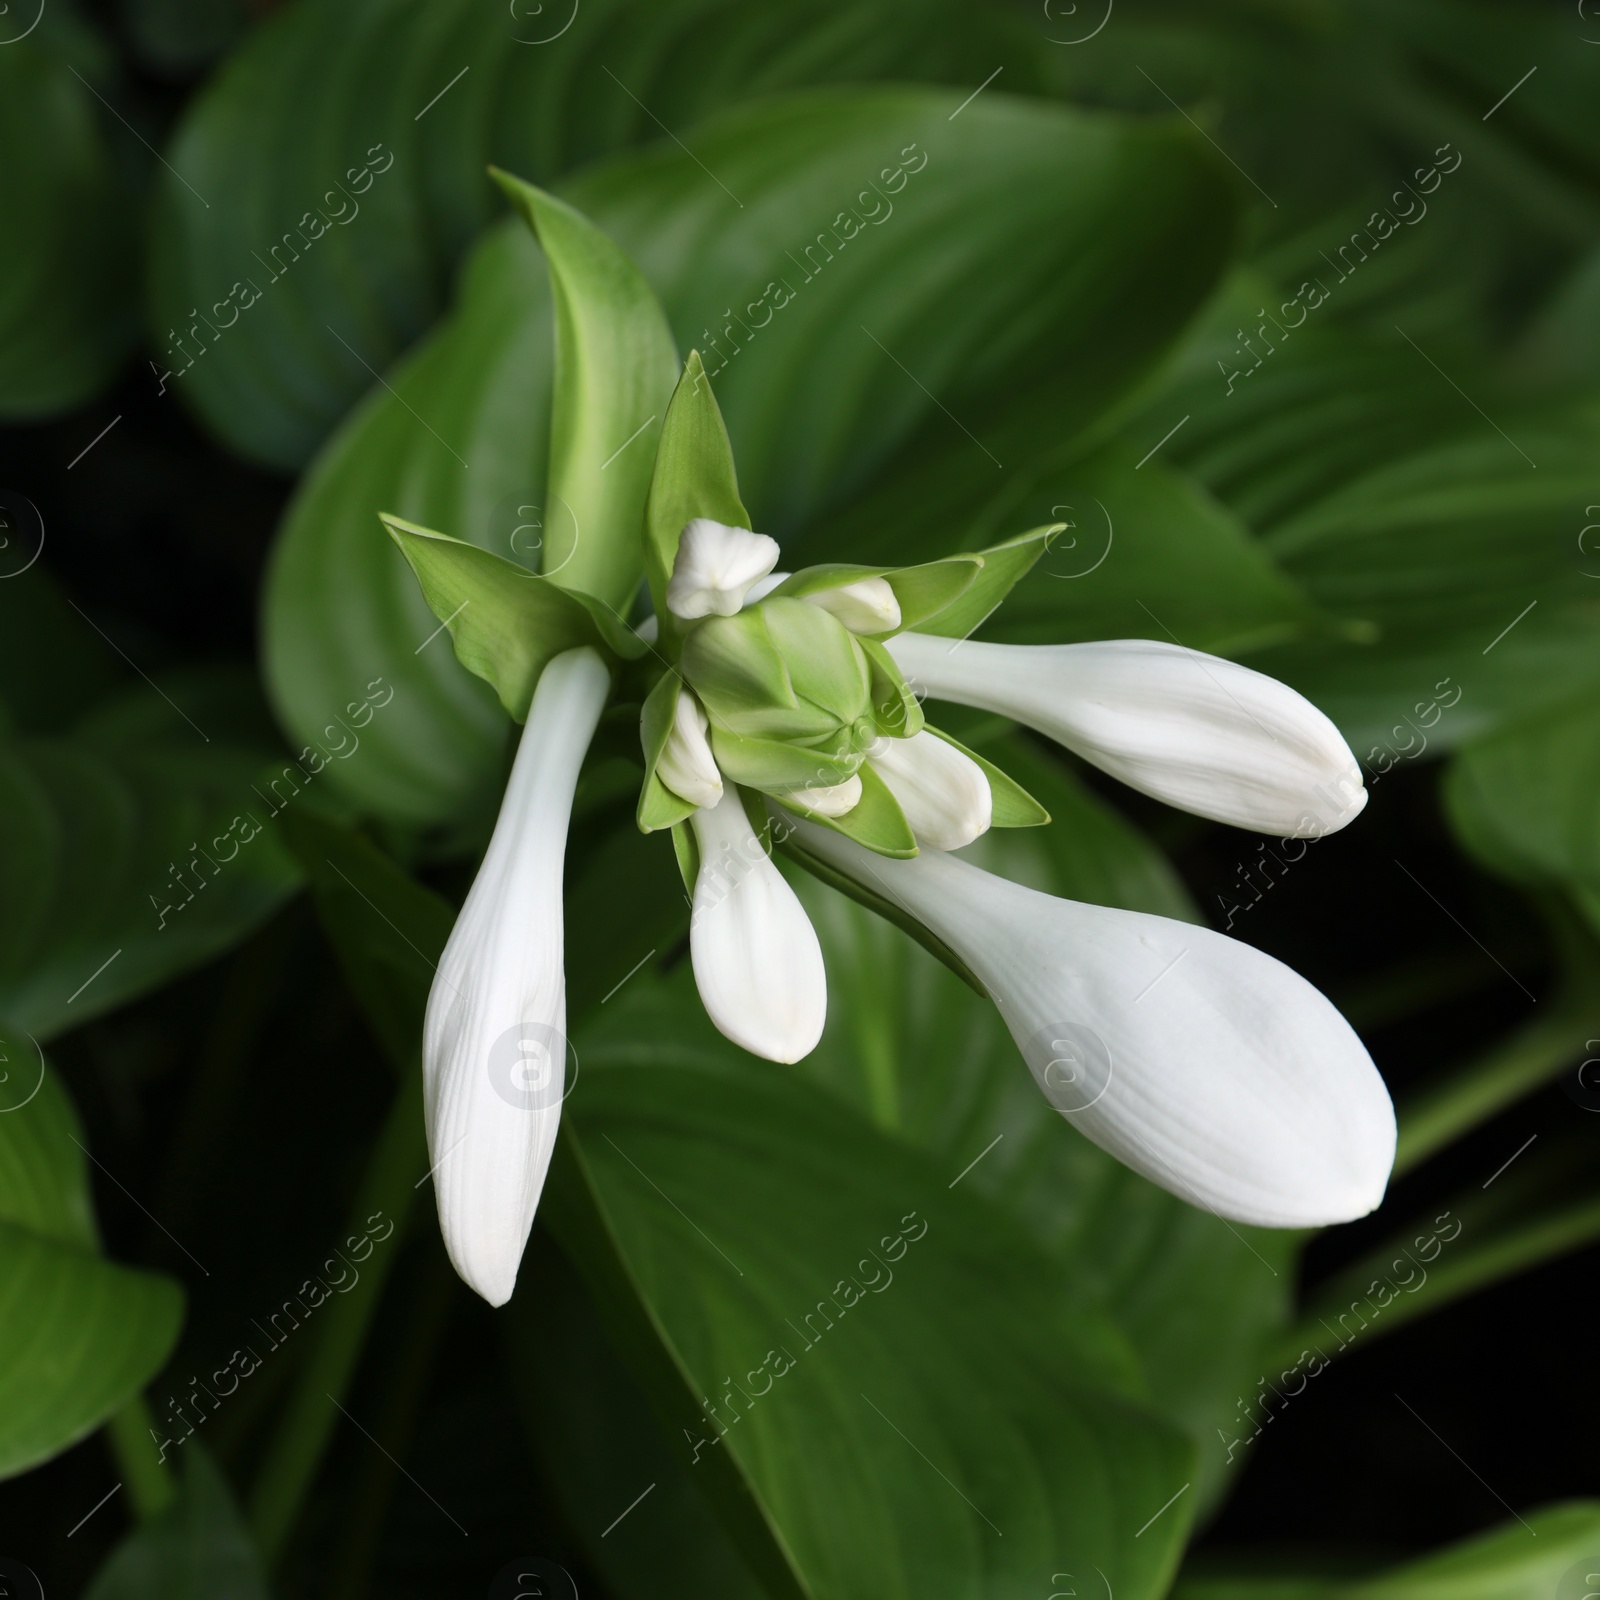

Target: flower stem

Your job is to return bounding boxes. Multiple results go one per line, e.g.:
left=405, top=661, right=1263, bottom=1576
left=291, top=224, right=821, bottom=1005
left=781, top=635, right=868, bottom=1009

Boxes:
left=106, top=1396, right=176, bottom=1519
left=1276, top=1192, right=1600, bottom=1367
left=246, top=1059, right=427, bottom=1562
left=1392, top=998, right=1592, bottom=1176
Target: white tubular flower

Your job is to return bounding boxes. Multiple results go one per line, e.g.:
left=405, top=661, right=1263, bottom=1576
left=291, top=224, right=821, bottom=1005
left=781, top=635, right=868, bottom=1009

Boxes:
left=785, top=815, right=1395, bottom=1227
left=690, top=788, right=826, bottom=1062
left=804, top=577, right=902, bottom=634
left=666, top=518, right=781, bottom=619
left=868, top=731, right=991, bottom=851
left=422, top=647, right=610, bottom=1307
left=888, top=633, right=1366, bottom=838
left=770, top=774, right=863, bottom=817
left=657, top=687, right=723, bottom=808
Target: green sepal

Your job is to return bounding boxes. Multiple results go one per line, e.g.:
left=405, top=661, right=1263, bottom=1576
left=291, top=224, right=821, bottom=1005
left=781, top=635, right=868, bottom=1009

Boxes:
left=781, top=761, right=918, bottom=860
left=670, top=820, right=699, bottom=898
left=884, top=557, right=985, bottom=631
left=913, top=523, right=1063, bottom=639
left=769, top=811, right=987, bottom=996
left=771, top=557, right=981, bottom=636
left=636, top=670, right=698, bottom=834
left=709, top=727, right=860, bottom=792
left=490, top=170, right=678, bottom=612
left=643, top=351, right=751, bottom=646
left=860, top=637, right=924, bottom=740
left=383, top=515, right=642, bottom=721
left=924, top=726, right=1051, bottom=828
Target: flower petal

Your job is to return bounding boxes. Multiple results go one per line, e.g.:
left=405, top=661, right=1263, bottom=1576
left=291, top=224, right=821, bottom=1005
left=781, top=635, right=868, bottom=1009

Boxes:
left=888, top=633, right=1366, bottom=838
left=868, top=730, right=991, bottom=850
left=690, top=789, right=827, bottom=1061
left=422, top=647, right=610, bottom=1306
left=666, top=518, right=781, bottom=619
left=804, top=576, right=902, bottom=634
left=786, top=815, right=1396, bottom=1226
left=657, top=686, right=724, bottom=808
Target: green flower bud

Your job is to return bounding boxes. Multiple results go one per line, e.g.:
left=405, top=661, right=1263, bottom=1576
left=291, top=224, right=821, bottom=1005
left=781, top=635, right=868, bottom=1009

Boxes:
left=681, top=597, right=871, bottom=745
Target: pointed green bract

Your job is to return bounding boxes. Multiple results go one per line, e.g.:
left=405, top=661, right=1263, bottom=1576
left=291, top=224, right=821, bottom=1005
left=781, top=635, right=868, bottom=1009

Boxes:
left=491, top=170, right=678, bottom=612
left=643, top=353, right=752, bottom=640
left=637, top=672, right=699, bottom=834
left=382, top=515, right=641, bottom=722
left=913, top=524, right=1062, bottom=639
left=924, top=727, right=1051, bottom=829
left=860, top=638, right=925, bottom=741
left=771, top=557, right=982, bottom=636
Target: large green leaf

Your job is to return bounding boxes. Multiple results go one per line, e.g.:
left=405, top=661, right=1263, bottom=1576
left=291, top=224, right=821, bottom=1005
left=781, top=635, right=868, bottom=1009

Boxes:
left=145, top=0, right=1047, bottom=466
left=0, top=33, right=137, bottom=419
left=263, top=87, right=1237, bottom=824
left=556, top=988, right=1195, bottom=1600
left=1443, top=695, right=1600, bottom=895
left=0, top=735, right=300, bottom=1042
left=84, top=1446, right=267, bottom=1600
left=0, top=1052, right=183, bottom=1479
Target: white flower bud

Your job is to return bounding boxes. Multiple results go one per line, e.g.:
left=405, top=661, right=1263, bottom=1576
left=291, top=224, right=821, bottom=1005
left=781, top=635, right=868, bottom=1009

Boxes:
left=690, top=788, right=827, bottom=1062
left=666, top=519, right=781, bottom=619
left=803, top=577, right=902, bottom=635
left=868, top=731, right=991, bottom=850
left=771, top=774, right=863, bottom=817
left=657, top=688, right=723, bottom=808
left=889, top=633, right=1366, bottom=838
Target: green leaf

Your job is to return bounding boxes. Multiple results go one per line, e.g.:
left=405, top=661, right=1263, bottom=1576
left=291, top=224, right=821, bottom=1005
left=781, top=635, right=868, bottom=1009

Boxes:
left=84, top=1446, right=267, bottom=1600
left=382, top=513, right=636, bottom=721
left=550, top=987, right=1195, bottom=1600
left=262, top=87, right=1239, bottom=825
left=782, top=762, right=918, bottom=860
left=0, top=738, right=301, bottom=1043
left=1442, top=694, right=1600, bottom=894
left=644, top=352, right=752, bottom=636
left=491, top=170, right=679, bottom=611
left=1237, top=403, right=1600, bottom=752
left=0, top=38, right=136, bottom=418
left=146, top=0, right=1048, bottom=467
left=924, top=726, right=1049, bottom=829
left=0, top=1049, right=184, bottom=1480
left=1173, top=1500, right=1600, bottom=1599
left=636, top=670, right=697, bottom=833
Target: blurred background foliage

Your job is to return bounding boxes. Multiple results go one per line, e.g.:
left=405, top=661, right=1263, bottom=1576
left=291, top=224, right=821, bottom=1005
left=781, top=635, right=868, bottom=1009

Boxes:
left=1, top=0, right=1598, bottom=1595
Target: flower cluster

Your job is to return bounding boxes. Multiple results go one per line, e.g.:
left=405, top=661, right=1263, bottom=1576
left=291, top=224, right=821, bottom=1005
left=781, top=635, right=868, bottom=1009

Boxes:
left=382, top=174, right=1396, bottom=1306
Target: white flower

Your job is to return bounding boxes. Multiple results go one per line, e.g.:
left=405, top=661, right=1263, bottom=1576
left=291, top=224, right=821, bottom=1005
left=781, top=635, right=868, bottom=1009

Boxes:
left=783, top=813, right=1396, bottom=1227
left=657, top=686, right=723, bottom=808
left=421, top=647, right=610, bottom=1306
left=690, top=787, right=826, bottom=1062
left=804, top=576, right=902, bottom=634
left=868, top=730, right=991, bottom=850
left=771, top=774, right=863, bottom=817
left=666, top=519, right=781, bottom=619
left=888, top=633, right=1365, bottom=838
